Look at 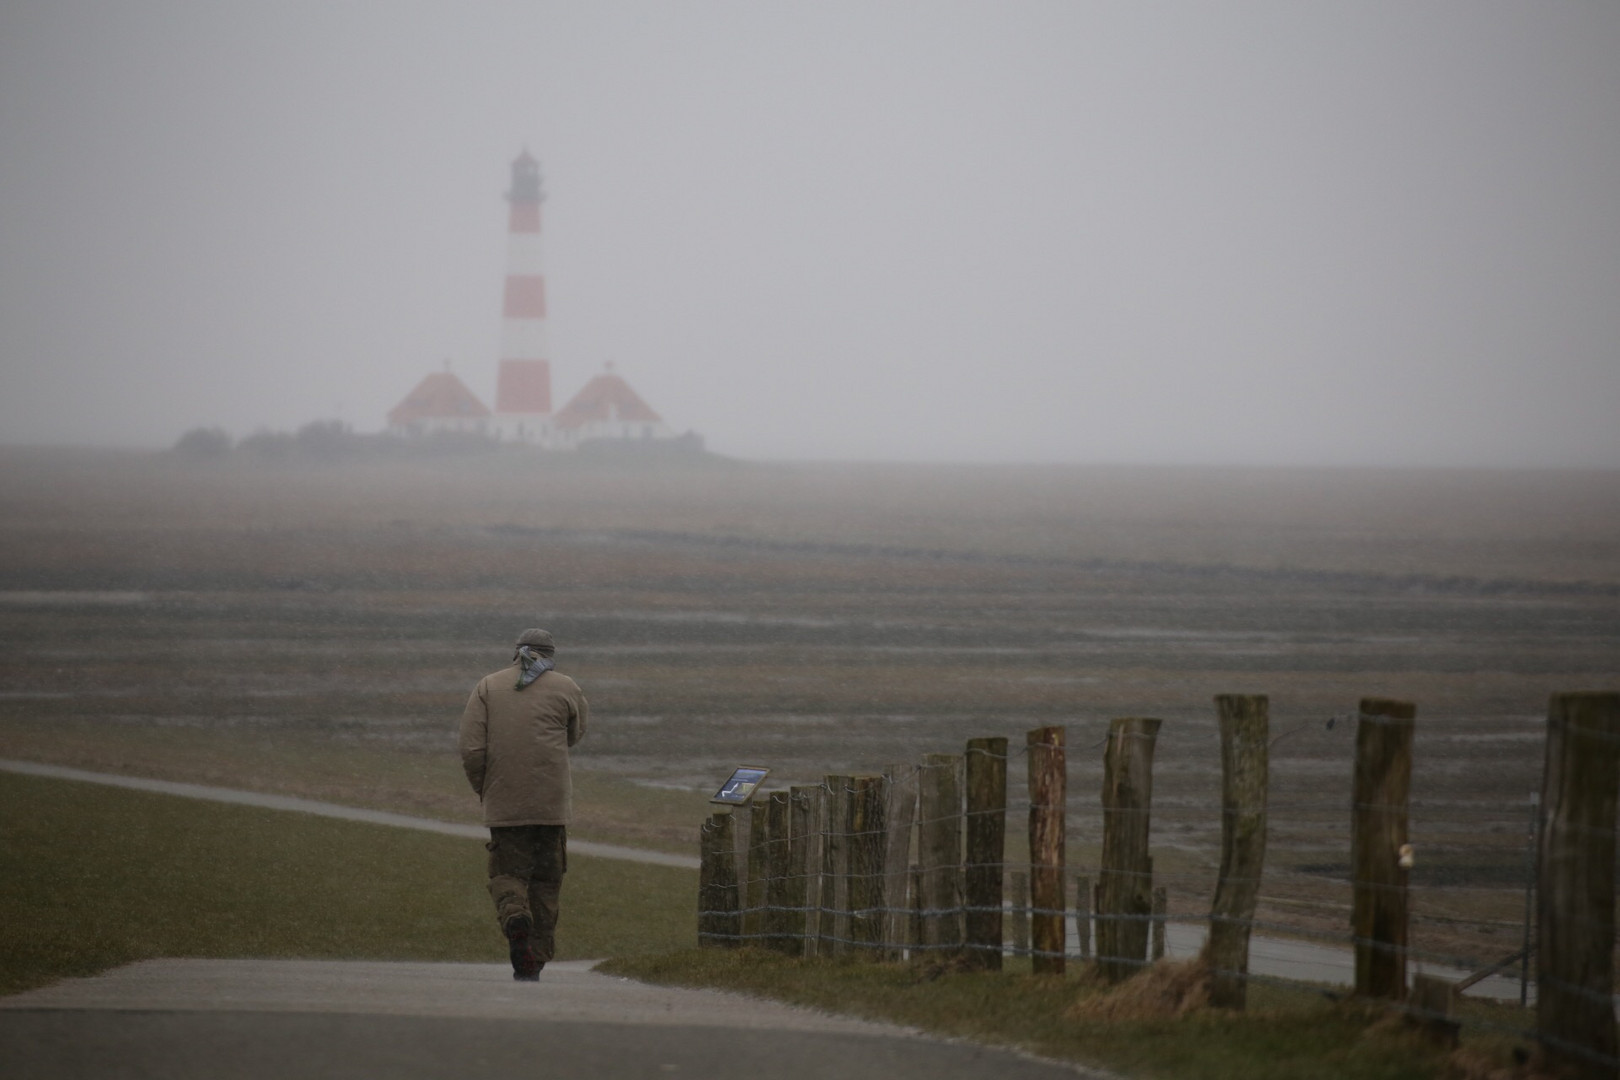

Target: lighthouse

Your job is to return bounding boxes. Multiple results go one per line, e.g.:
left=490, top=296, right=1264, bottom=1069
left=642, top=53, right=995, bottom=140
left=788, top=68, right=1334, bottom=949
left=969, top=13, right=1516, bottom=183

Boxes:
left=386, top=150, right=697, bottom=453
left=492, top=150, right=553, bottom=443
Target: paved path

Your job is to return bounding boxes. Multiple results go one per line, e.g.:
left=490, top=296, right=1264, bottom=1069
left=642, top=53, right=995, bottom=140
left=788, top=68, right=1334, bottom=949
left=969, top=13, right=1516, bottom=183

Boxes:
left=0, top=758, right=698, bottom=869
left=0, top=959, right=1104, bottom=1079
left=1154, top=922, right=1528, bottom=1003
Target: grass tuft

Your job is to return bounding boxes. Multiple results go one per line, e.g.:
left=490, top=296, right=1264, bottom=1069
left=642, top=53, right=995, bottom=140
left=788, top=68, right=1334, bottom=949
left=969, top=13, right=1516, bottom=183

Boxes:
left=1066, top=956, right=1213, bottom=1022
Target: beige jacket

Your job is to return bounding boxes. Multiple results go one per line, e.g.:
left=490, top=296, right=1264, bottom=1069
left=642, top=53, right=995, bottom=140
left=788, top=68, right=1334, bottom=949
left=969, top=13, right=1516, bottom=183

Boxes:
left=458, top=664, right=588, bottom=827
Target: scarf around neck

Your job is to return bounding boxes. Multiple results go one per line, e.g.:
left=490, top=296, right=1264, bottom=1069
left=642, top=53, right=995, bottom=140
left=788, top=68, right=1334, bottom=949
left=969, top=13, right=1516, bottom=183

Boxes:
left=514, top=645, right=555, bottom=689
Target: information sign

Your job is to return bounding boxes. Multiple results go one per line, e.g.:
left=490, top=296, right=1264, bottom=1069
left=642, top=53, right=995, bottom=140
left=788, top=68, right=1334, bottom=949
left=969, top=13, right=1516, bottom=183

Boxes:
left=710, top=765, right=770, bottom=806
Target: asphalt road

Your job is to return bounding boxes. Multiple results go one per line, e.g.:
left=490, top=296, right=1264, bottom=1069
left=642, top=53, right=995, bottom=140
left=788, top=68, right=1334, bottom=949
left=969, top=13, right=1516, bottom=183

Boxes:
left=0, top=959, right=1104, bottom=1079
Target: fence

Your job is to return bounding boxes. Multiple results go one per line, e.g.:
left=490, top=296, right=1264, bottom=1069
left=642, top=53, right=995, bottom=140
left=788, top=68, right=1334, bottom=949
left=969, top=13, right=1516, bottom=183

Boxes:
left=697, top=691, right=1620, bottom=1080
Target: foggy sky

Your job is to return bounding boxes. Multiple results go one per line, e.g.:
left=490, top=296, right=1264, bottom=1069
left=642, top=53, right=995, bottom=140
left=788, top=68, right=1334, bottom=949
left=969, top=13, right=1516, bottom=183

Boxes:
left=1, top=1, right=1616, bottom=466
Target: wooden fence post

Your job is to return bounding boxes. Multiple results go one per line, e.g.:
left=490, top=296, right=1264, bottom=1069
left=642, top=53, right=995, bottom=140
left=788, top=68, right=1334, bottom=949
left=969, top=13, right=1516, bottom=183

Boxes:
left=744, top=801, right=769, bottom=947
left=1074, top=874, right=1092, bottom=959
left=799, top=785, right=825, bottom=958
left=1203, top=693, right=1269, bottom=1009
left=919, top=753, right=964, bottom=955
left=1010, top=870, right=1030, bottom=956
left=1028, top=725, right=1067, bottom=975
left=698, top=816, right=717, bottom=947
left=820, top=774, right=852, bottom=955
left=711, top=810, right=739, bottom=948
left=1536, top=691, right=1620, bottom=1080
left=882, top=763, right=918, bottom=960
left=1095, top=879, right=1104, bottom=957
left=965, top=736, right=1008, bottom=970
left=789, top=785, right=817, bottom=956
left=1352, top=697, right=1414, bottom=1000
left=1098, top=717, right=1161, bottom=983
left=765, top=791, right=794, bottom=954
left=909, top=864, right=924, bottom=962
left=849, top=775, right=889, bottom=955
left=1151, top=886, right=1167, bottom=961
left=1410, top=974, right=1461, bottom=1049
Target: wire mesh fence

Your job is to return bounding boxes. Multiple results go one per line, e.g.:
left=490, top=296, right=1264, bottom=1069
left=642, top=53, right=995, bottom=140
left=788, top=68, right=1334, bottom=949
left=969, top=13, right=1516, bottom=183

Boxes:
left=696, top=692, right=1619, bottom=1077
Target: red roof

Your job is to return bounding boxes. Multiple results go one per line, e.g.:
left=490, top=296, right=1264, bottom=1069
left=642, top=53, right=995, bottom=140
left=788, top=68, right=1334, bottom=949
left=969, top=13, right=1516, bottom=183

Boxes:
left=554, top=373, right=662, bottom=429
left=387, top=372, right=491, bottom=425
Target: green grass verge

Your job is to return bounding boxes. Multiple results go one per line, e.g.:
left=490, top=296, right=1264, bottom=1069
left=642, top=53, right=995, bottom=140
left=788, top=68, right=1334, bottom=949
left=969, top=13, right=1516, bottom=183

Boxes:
left=600, top=949, right=1534, bottom=1080
left=0, top=772, right=696, bottom=997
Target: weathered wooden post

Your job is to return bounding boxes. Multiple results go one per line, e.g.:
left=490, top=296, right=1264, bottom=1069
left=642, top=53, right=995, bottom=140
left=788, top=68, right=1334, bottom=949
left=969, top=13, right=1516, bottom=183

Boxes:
left=1010, top=870, right=1030, bottom=956
left=909, top=864, right=924, bottom=961
left=1536, top=691, right=1620, bottom=1080
left=1027, top=725, right=1067, bottom=975
left=1151, top=886, right=1167, bottom=961
left=744, top=801, right=769, bottom=946
left=918, top=753, right=964, bottom=955
left=765, top=791, right=794, bottom=954
left=820, top=774, right=852, bottom=955
left=711, top=810, right=740, bottom=948
left=882, top=763, right=918, bottom=960
left=1409, top=974, right=1461, bottom=1049
left=1074, top=873, right=1092, bottom=959
left=1351, top=698, right=1414, bottom=1000
left=1520, top=790, right=1539, bottom=1008
left=1202, top=693, right=1269, bottom=1009
left=964, top=736, right=1008, bottom=970
left=799, top=785, right=826, bottom=958
left=849, top=774, right=889, bottom=954
left=788, top=785, right=818, bottom=956
left=1098, top=717, right=1160, bottom=983
left=698, top=816, right=717, bottom=947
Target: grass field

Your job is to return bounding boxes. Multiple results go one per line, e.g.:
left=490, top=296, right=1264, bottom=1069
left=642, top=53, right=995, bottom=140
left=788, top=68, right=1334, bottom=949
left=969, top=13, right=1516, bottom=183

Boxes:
left=0, top=771, right=696, bottom=997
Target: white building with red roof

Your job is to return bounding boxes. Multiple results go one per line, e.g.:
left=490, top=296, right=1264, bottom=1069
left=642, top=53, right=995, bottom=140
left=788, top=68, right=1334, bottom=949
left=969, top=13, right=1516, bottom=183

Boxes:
left=552, top=366, right=673, bottom=447
left=385, top=368, right=491, bottom=436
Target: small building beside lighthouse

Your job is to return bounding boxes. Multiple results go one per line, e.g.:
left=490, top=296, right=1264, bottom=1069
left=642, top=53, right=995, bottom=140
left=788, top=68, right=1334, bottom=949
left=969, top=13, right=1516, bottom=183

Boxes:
left=553, top=367, right=673, bottom=446
left=386, top=368, right=491, bottom=437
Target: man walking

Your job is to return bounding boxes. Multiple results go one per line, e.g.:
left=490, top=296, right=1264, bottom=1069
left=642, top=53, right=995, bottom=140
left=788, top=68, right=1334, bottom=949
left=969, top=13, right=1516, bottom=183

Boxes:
left=458, top=628, right=589, bottom=980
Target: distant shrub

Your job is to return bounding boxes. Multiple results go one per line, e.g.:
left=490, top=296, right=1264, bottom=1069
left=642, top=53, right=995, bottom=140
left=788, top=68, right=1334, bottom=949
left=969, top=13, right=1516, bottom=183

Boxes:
left=394, top=430, right=503, bottom=457
left=173, top=427, right=232, bottom=460
left=237, top=430, right=296, bottom=460
left=295, top=419, right=363, bottom=462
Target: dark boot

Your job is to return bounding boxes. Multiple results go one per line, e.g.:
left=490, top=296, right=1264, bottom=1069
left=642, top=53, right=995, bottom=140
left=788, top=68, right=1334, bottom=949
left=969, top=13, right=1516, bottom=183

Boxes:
left=505, top=914, right=542, bottom=981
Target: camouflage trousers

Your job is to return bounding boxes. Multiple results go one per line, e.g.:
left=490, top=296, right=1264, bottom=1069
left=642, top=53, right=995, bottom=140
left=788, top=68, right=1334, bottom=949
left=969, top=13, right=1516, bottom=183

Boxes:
left=486, top=825, right=567, bottom=963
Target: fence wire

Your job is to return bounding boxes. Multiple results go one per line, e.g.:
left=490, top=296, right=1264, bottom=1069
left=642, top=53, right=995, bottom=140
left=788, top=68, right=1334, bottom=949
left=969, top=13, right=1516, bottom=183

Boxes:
left=695, top=711, right=1620, bottom=1071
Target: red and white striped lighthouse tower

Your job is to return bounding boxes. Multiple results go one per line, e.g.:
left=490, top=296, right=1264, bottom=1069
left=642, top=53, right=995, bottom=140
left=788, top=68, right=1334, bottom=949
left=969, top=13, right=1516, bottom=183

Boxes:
left=493, top=150, right=552, bottom=442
